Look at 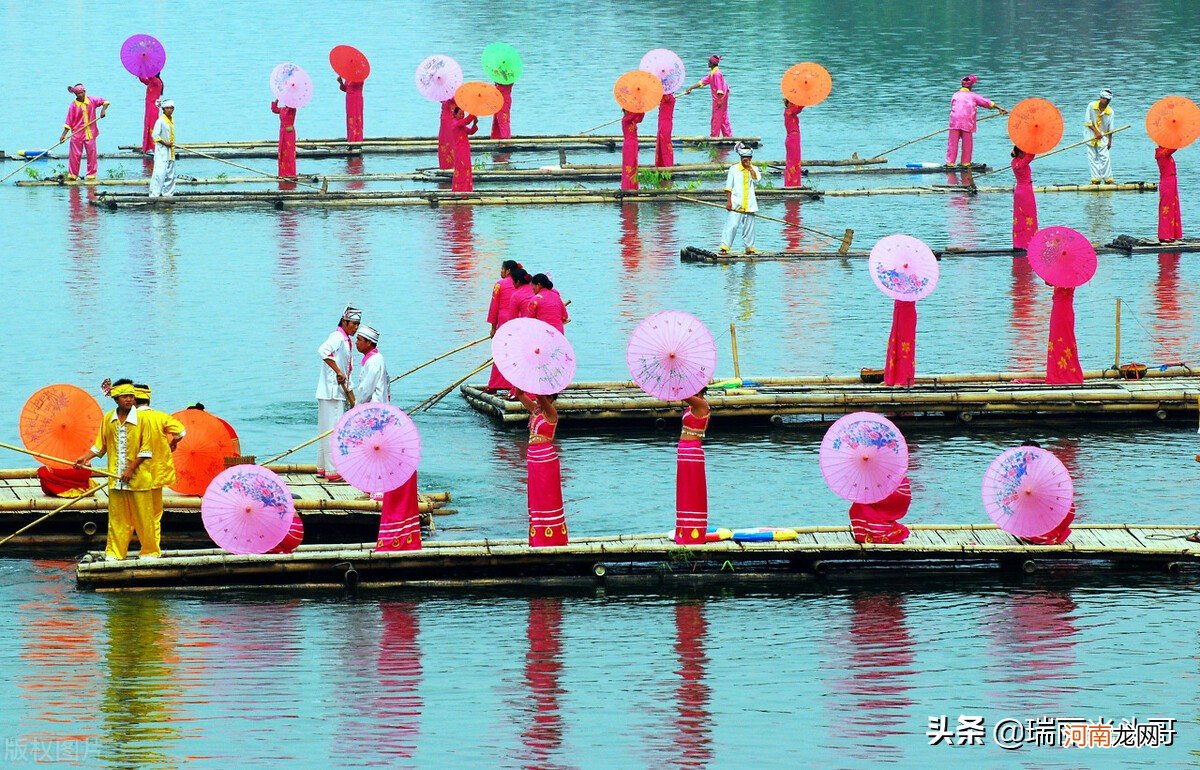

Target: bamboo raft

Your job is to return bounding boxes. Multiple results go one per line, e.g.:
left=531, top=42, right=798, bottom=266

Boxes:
left=680, top=237, right=1200, bottom=264
left=818, top=181, right=1156, bottom=197
left=74, top=525, right=1200, bottom=591
left=88, top=185, right=822, bottom=210
left=14, top=172, right=423, bottom=188
left=0, top=466, right=453, bottom=554
left=460, top=367, right=1200, bottom=425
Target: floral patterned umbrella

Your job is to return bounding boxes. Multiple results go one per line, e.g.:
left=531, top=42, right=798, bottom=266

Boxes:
left=329, top=403, right=421, bottom=494
left=201, top=465, right=295, bottom=554
left=819, top=412, right=909, bottom=504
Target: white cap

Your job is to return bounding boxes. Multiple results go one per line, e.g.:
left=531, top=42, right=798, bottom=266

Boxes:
left=357, top=324, right=379, bottom=343
left=1099, top=88, right=1113, bottom=100
left=158, top=99, right=175, bottom=109
left=342, top=304, right=362, bottom=322
left=735, top=141, right=754, bottom=158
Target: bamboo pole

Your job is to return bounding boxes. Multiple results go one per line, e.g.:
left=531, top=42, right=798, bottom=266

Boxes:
left=177, top=144, right=327, bottom=193
left=676, top=195, right=854, bottom=254
left=869, top=112, right=1002, bottom=160
left=0, top=442, right=118, bottom=478
left=578, top=117, right=623, bottom=135
left=976, top=125, right=1131, bottom=178
left=389, top=335, right=489, bottom=384
left=0, top=135, right=71, bottom=184
left=730, top=324, right=742, bottom=381
left=1114, top=297, right=1122, bottom=368
left=411, top=359, right=493, bottom=413
left=0, top=483, right=103, bottom=546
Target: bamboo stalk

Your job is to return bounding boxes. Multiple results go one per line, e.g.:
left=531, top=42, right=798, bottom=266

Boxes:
left=1114, top=297, right=1122, bottom=368
left=0, top=496, right=444, bottom=513
left=412, top=359, right=494, bottom=413
left=177, top=144, right=327, bottom=193
left=0, top=442, right=119, bottom=478
left=730, top=324, right=742, bottom=381
left=869, top=112, right=1002, bottom=160
left=976, top=125, right=1131, bottom=178
left=0, top=134, right=71, bottom=184
left=0, top=483, right=103, bottom=546
left=578, top=117, right=623, bottom=135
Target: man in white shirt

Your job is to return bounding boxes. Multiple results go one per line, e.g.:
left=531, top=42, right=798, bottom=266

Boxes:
left=316, top=304, right=360, bottom=480
left=353, top=324, right=391, bottom=405
left=720, top=142, right=761, bottom=254
left=1084, top=89, right=1115, bottom=184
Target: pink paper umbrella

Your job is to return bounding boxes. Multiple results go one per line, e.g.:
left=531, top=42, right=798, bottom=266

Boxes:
left=981, top=446, right=1074, bottom=537
left=819, top=412, right=909, bottom=503
left=120, top=34, right=166, bottom=79
left=868, top=234, right=939, bottom=301
left=640, top=49, right=686, bottom=95
left=626, top=310, right=716, bottom=400
left=201, top=465, right=295, bottom=555
left=329, top=403, right=421, bottom=494
left=415, top=55, right=463, bottom=102
left=270, top=62, right=313, bottom=109
left=492, top=318, right=576, bottom=395
left=1025, top=226, right=1097, bottom=288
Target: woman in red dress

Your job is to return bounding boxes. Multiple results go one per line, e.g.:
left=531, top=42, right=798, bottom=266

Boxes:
left=486, top=260, right=521, bottom=392
left=848, top=477, right=911, bottom=543
left=1011, top=146, right=1038, bottom=249
left=450, top=105, right=479, bottom=192
left=1156, top=146, right=1182, bottom=243
left=517, top=392, right=568, bottom=547
left=783, top=98, right=804, bottom=187
left=437, top=99, right=455, bottom=170
left=675, top=391, right=710, bottom=544
left=620, top=109, right=644, bottom=191
left=338, top=75, right=365, bottom=143
left=1046, top=286, right=1084, bottom=384
left=271, top=99, right=297, bottom=178
left=655, top=92, right=675, bottom=167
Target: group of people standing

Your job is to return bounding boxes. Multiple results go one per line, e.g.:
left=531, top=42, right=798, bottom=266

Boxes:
left=71, top=380, right=185, bottom=561
left=314, top=305, right=423, bottom=551
left=485, top=260, right=570, bottom=392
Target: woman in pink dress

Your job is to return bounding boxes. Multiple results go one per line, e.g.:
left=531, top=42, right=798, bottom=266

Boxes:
left=450, top=105, right=479, bottom=192
left=490, top=83, right=513, bottom=139
left=525, top=274, right=569, bottom=333
left=883, top=301, right=917, bottom=386
left=517, top=393, right=569, bottom=547
left=139, top=74, right=163, bottom=153
left=620, top=109, right=644, bottom=191
left=1011, top=146, right=1038, bottom=249
left=848, top=477, right=911, bottom=544
left=946, top=75, right=1006, bottom=166
left=508, top=268, right=536, bottom=320
left=783, top=98, right=804, bottom=187
left=1156, top=146, right=1182, bottom=242
left=675, top=391, right=710, bottom=545
left=1046, top=287, right=1084, bottom=384
left=338, top=76, right=365, bottom=143
left=684, top=55, right=731, bottom=138
left=486, top=260, right=521, bottom=392
left=1016, top=440, right=1073, bottom=544
left=437, top=99, right=455, bottom=170
left=271, top=99, right=297, bottom=178
left=655, top=92, right=675, bottom=167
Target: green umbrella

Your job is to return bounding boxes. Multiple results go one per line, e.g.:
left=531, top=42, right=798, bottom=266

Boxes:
left=482, top=42, right=523, bottom=85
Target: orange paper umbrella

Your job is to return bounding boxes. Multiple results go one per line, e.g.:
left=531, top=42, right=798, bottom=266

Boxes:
left=454, top=81, right=504, bottom=117
left=1007, top=98, right=1064, bottom=154
left=1146, top=96, right=1200, bottom=150
left=170, top=408, right=238, bottom=496
left=781, top=63, right=832, bottom=107
left=19, top=384, right=102, bottom=470
left=613, top=70, right=663, bottom=113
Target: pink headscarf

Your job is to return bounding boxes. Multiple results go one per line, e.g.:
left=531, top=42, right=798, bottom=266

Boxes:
left=961, top=74, right=978, bottom=88
left=68, top=83, right=86, bottom=95
left=708, top=55, right=721, bottom=68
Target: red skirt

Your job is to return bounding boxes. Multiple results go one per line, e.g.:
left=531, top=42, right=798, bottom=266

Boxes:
left=675, top=439, right=707, bottom=544
left=883, top=300, right=917, bottom=386
left=527, top=443, right=568, bottom=546
left=486, top=362, right=512, bottom=391
left=1046, top=287, right=1083, bottom=384
left=268, top=512, right=305, bottom=554
left=376, top=474, right=422, bottom=551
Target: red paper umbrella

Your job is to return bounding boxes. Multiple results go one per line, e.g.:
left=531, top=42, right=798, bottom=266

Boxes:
left=1145, top=96, right=1200, bottom=149
left=454, top=81, right=504, bottom=117
left=1026, top=226, right=1097, bottom=288
left=614, top=70, right=663, bottom=113
left=329, top=45, right=370, bottom=81
left=20, top=384, right=102, bottom=470
left=1008, top=98, right=1064, bottom=154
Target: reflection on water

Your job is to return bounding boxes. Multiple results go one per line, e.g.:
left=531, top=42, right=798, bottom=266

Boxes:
left=1009, top=257, right=1045, bottom=371
left=519, top=598, right=565, bottom=768
left=671, top=602, right=713, bottom=768
left=985, top=590, right=1080, bottom=715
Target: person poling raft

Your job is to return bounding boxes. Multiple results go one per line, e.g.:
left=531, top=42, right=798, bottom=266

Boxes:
left=946, top=74, right=1007, bottom=166
left=684, top=55, right=732, bottom=138
left=60, top=84, right=109, bottom=181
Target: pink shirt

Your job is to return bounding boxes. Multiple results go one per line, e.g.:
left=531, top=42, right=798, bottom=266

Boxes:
left=527, top=288, right=569, bottom=333
left=699, top=67, right=728, bottom=96
left=510, top=283, right=536, bottom=319
left=948, top=88, right=993, bottom=132
left=487, top=276, right=516, bottom=326
left=64, top=97, right=106, bottom=140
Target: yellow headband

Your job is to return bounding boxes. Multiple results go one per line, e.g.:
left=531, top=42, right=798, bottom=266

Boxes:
left=133, top=386, right=151, bottom=400
left=110, top=384, right=136, bottom=397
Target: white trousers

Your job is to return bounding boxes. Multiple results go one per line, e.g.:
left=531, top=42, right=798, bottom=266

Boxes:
left=721, top=211, right=756, bottom=250
left=1087, top=144, right=1111, bottom=181
left=149, top=156, right=176, bottom=197
left=316, top=398, right=345, bottom=472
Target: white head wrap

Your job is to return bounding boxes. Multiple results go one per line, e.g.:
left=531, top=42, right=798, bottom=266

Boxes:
left=1099, top=88, right=1113, bottom=100
left=158, top=99, right=175, bottom=109
left=357, top=324, right=380, bottom=344
left=342, top=305, right=362, bottom=322
left=735, top=141, right=754, bottom=158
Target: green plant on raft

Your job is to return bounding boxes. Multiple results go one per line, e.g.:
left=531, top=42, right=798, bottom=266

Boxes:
left=51, top=163, right=67, bottom=177
left=635, top=168, right=673, bottom=187
left=216, top=172, right=228, bottom=180
left=105, top=167, right=127, bottom=179
left=24, top=167, right=40, bottom=180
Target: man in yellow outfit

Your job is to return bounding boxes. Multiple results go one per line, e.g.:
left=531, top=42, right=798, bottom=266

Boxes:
left=133, top=383, right=185, bottom=558
left=74, top=382, right=155, bottom=561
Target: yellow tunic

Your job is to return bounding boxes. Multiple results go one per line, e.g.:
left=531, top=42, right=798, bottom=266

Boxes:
left=91, top=409, right=155, bottom=491
left=136, top=406, right=186, bottom=489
